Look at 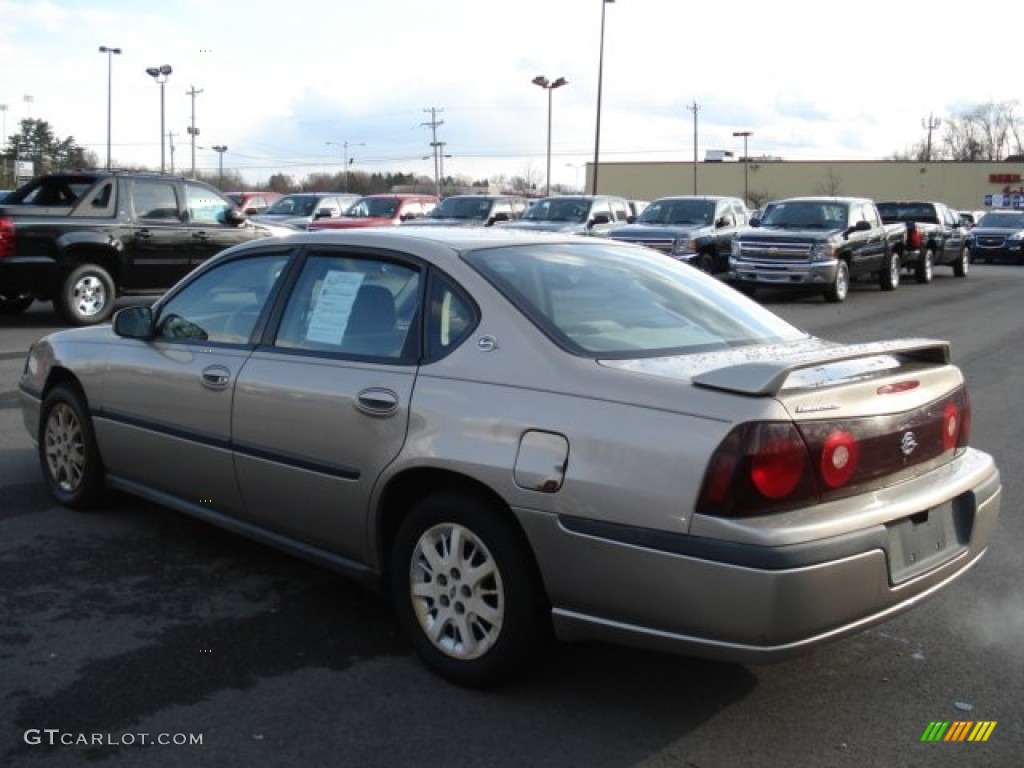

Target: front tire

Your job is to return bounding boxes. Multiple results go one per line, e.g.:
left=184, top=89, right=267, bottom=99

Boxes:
left=879, top=250, right=900, bottom=291
left=390, top=491, right=548, bottom=687
left=57, top=264, right=116, bottom=325
left=953, top=246, right=969, bottom=278
left=825, top=260, right=850, bottom=303
left=915, top=247, right=934, bottom=284
left=39, top=383, right=104, bottom=509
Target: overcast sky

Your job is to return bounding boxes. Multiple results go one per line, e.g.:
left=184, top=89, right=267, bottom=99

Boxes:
left=0, top=0, right=1017, bottom=189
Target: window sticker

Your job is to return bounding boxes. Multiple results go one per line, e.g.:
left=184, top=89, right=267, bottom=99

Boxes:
left=305, top=270, right=365, bottom=344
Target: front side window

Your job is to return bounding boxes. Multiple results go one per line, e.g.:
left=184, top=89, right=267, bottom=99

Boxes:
left=155, top=253, right=291, bottom=343
left=186, top=183, right=233, bottom=225
left=274, top=252, right=421, bottom=361
left=465, top=242, right=805, bottom=357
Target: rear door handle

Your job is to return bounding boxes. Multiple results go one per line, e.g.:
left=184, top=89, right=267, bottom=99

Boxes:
left=355, top=387, right=399, bottom=416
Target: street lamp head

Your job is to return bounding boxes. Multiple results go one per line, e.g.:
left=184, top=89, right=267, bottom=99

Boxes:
left=532, top=76, right=549, bottom=88
left=160, top=64, right=172, bottom=76
left=99, top=46, right=122, bottom=55
left=146, top=65, right=172, bottom=80
left=213, top=145, right=228, bottom=153
left=551, top=77, right=569, bottom=89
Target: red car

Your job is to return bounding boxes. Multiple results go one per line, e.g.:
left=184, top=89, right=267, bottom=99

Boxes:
left=308, top=193, right=438, bottom=230
left=226, top=191, right=282, bottom=215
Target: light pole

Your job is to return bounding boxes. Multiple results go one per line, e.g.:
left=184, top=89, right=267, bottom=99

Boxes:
left=187, top=86, right=203, bottom=177
left=212, top=145, right=228, bottom=188
left=145, top=64, right=172, bottom=172
left=98, top=46, right=121, bottom=170
left=592, top=0, right=614, bottom=195
left=0, top=104, right=7, bottom=186
left=732, top=130, right=752, bottom=204
left=326, top=140, right=365, bottom=193
left=532, top=76, right=568, bottom=197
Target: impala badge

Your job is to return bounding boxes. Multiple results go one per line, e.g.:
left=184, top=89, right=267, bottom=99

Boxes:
left=900, top=431, right=919, bottom=457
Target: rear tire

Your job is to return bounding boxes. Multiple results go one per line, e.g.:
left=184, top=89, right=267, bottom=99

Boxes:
left=39, top=383, right=104, bottom=509
left=57, top=264, right=116, bottom=326
left=390, top=491, right=549, bottom=687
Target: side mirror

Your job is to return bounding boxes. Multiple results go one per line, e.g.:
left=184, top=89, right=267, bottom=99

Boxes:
left=626, top=215, right=637, bottom=224
left=313, top=208, right=333, bottom=220
left=226, top=208, right=247, bottom=226
left=589, top=213, right=611, bottom=227
left=750, top=217, right=762, bottom=227
left=113, top=306, right=155, bottom=339
left=716, top=216, right=731, bottom=228
left=490, top=212, right=510, bottom=224
left=854, top=220, right=871, bottom=231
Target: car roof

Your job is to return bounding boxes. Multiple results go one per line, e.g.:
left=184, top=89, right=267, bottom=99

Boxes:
left=266, top=225, right=595, bottom=253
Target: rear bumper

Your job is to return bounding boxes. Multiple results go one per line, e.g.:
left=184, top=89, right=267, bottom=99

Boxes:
left=516, top=448, right=1000, bottom=663
left=0, top=256, right=60, bottom=299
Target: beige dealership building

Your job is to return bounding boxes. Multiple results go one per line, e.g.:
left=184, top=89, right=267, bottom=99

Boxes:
left=589, top=160, right=1024, bottom=212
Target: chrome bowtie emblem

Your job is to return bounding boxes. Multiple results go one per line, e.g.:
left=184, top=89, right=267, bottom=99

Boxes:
left=900, top=431, right=918, bottom=457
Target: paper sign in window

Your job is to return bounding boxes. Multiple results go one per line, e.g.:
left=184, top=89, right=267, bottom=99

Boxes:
left=306, top=271, right=365, bottom=344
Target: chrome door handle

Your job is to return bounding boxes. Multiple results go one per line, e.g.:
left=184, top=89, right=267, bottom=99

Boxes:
left=201, top=365, right=231, bottom=389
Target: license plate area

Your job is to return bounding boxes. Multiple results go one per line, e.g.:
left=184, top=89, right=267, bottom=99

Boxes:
left=886, top=497, right=974, bottom=584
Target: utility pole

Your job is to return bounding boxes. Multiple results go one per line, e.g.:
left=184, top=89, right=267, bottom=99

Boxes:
left=187, top=85, right=203, bottom=177
left=422, top=107, right=445, bottom=198
left=167, top=131, right=177, bottom=174
left=922, top=113, right=941, bottom=161
left=687, top=100, right=700, bottom=194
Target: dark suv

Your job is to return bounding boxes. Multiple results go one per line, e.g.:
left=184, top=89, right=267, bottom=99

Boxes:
left=965, top=210, right=1024, bottom=263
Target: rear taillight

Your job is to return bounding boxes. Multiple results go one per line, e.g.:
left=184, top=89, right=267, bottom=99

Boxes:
left=907, top=226, right=922, bottom=250
left=697, top=387, right=971, bottom=518
left=0, top=217, right=14, bottom=259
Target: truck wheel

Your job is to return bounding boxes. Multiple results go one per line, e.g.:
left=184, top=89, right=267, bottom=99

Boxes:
left=390, top=491, right=549, bottom=687
left=915, top=248, right=934, bottom=284
left=0, top=294, right=34, bottom=315
left=953, top=247, right=969, bottom=278
left=58, top=265, right=116, bottom=325
left=39, top=382, right=105, bottom=509
left=825, top=261, right=850, bottom=303
left=694, top=252, right=714, bottom=274
left=879, top=251, right=900, bottom=291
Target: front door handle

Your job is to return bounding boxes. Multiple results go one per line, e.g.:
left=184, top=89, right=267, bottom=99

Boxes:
left=355, top=387, right=399, bottom=416
left=201, top=365, right=231, bottom=390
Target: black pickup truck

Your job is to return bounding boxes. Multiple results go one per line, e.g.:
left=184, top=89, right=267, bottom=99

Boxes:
left=729, top=197, right=906, bottom=302
left=0, top=170, right=288, bottom=324
left=876, top=200, right=968, bottom=282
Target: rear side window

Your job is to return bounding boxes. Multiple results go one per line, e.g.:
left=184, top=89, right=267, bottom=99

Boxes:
left=132, top=180, right=180, bottom=220
left=274, top=252, right=421, bottom=361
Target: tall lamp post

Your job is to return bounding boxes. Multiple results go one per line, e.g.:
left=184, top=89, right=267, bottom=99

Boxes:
left=212, top=145, right=228, bottom=188
left=145, top=64, right=173, bottom=172
left=98, top=46, right=121, bottom=170
left=592, top=0, right=614, bottom=195
left=732, top=130, right=752, bottom=204
left=326, top=140, right=365, bottom=193
left=532, top=76, right=568, bottom=197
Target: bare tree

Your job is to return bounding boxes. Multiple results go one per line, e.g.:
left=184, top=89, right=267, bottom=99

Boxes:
left=814, top=166, right=843, bottom=196
left=941, top=101, right=1023, bottom=161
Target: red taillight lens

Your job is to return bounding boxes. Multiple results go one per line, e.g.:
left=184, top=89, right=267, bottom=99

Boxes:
left=942, top=402, right=960, bottom=452
left=698, top=422, right=816, bottom=517
left=820, top=429, right=859, bottom=488
left=908, top=227, right=921, bottom=249
left=750, top=427, right=808, bottom=499
left=0, top=217, right=15, bottom=259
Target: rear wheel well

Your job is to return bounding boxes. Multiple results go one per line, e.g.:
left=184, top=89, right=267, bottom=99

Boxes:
left=376, top=469, right=541, bottom=592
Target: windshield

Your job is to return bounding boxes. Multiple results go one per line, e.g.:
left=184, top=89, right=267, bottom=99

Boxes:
left=637, top=199, right=716, bottom=226
left=521, top=198, right=590, bottom=223
left=977, top=212, right=1024, bottom=228
left=761, top=201, right=849, bottom=230
left=429, top=197, right=492, bottom=220
left=346, top=197, right=398, bottom=218
left=264, top=195, right=318, bottom=216
left=465, top=241, right=805, bottom=357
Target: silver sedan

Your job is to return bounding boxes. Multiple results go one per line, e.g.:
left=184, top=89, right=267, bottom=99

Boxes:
left=18, top=227, right=1001, bottom=687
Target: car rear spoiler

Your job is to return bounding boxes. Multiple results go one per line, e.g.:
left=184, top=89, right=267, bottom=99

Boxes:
left=692, top=338, right=951, bottom=397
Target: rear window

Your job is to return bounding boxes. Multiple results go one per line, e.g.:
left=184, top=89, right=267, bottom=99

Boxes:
left=465, top=242, right=805, bottom=357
